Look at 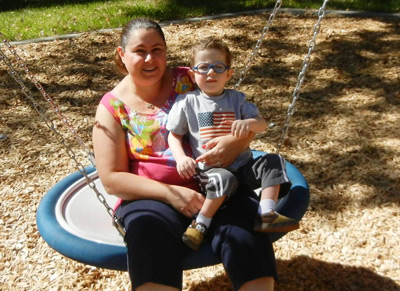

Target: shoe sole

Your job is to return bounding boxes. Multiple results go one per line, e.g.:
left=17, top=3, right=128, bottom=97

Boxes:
left=182, top=235, right=201, bottom=251
left=254, top=223, right=300, bottom=233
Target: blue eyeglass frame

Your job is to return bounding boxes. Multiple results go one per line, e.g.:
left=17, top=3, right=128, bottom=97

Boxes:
left=192, top=62, right=230, bottom=74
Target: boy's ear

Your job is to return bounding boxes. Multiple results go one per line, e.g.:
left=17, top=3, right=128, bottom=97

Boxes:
left=227, top=68, right=234, bottom=81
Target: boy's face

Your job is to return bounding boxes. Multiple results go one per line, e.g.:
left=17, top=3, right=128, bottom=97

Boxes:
left=189, top=48, right=233, bottom=96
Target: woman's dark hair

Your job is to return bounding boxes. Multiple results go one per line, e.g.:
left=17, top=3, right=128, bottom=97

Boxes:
left=115, top=18, right=166, bottom=74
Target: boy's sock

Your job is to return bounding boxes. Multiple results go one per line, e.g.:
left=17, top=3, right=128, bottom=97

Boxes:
left=196, top=212, right=212, bottom=228
left=259, top=199, right=276, bottom=215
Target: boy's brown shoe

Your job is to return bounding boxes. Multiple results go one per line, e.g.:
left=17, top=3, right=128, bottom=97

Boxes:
left=254, top=211, right=299, bottom=233
left=182, top=221, right=207, bottom=251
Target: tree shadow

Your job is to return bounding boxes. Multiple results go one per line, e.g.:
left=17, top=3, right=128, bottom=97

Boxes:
left=232, top=14, right=400, bottom=208
left=186, top=256, right=400, bottom=290
left=1, top=13, right=399, bottom=211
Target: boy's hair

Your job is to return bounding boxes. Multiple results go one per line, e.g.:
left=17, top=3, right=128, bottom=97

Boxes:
left=190, top=38, right=232, bottom=68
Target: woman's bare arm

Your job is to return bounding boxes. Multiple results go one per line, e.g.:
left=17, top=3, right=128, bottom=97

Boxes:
left=92, top=104, right=204, bottom=217
left=195, top=132, right=255, bottom=168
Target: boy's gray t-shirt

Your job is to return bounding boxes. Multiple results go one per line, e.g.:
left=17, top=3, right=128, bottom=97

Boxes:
left=167, top=88, right=259, bottom=170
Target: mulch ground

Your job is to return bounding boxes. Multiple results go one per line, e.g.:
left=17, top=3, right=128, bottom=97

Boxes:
left=1, top=11, right=399, bottom=290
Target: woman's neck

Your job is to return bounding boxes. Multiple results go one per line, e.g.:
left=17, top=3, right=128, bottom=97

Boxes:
left=116, top=68, right=172, bottom=111
left=130, top=76, right=162, bottom=104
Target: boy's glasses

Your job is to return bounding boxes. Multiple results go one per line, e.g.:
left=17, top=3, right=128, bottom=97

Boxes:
left=192, top=62, right=230, bottom=74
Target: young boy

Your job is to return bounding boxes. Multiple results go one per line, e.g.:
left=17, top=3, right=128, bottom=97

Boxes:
left=167, top=38, right=299, bottom=251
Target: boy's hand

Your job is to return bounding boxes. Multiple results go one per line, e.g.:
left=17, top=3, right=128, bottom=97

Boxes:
left=229, top=120, right=251, bottom=138
left=176, top=156, right=197, bottom=179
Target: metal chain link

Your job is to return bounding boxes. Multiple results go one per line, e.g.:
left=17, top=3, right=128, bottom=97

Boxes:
left=276, top=0, right=329, bottom=153
left=1, top=35, right=96, bottom=166
left=233, top=0, right=282, bottom=89
left=1, top=0, right=328, bottom=237
left=0, top=35, right=125, bottom=237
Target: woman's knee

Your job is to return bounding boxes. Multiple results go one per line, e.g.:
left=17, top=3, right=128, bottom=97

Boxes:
left=120, top=201, right=188, bottom=289
left=211, top=225, right=277, bottom=289
left=119, top=200, right=188, bottom=236
left=212, top=224, right=258, bottom=252
left=136, top=282, right=180, bottom=291
left=238, top=277, right=274, bottom=291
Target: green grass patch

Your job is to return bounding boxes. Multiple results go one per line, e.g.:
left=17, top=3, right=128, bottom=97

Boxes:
left=1, top=0, right=399, bottom=41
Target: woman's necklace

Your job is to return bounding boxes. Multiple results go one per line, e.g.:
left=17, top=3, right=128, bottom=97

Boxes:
left=131, top=69, right=173, bottom=112
left=135, top=94, right=156, bottom=111
left=146, top=103, right=155, bottom=110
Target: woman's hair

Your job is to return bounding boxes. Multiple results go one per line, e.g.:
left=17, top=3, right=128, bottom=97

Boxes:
left=115, top=18, right=166, bottom=74
left=190, top=38, right=232, bottom=68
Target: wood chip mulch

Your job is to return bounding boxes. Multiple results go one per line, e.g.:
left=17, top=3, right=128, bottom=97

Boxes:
left=1, top=11, right=399, bottom=290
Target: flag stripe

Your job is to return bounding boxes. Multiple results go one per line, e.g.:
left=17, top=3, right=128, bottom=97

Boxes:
left=198, top=111, right=236, bottom=139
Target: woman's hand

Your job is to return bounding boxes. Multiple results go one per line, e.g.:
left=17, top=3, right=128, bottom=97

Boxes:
left=166, top=185, right=205, bottom=218
left=195, top=133, right=255, bottom=167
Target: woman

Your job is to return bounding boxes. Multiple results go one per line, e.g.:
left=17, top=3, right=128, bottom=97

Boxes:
left=93, top=18, right=277, bottom=291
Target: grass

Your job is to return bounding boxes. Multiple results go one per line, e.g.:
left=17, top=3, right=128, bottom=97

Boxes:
left=0, top=0, right=399, bottom=41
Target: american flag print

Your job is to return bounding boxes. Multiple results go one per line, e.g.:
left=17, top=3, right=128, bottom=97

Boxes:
left=198, top=111, right=236, bottom=140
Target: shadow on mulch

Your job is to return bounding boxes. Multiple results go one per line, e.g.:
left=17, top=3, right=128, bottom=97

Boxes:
left=187, top=256, right=400, bottom=290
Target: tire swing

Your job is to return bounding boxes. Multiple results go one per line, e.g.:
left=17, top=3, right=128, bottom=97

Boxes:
left=0, top=0, right=329, bottom=271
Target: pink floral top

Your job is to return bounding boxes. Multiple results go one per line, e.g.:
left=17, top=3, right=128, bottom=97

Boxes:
left=100, top=67, right=199, bottom=208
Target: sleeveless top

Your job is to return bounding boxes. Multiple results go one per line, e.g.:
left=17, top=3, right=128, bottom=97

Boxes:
left=99, top=67, right=199, bottom=208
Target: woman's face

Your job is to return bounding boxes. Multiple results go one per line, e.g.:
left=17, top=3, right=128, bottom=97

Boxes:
left=119, top=28, right=167, bottom=86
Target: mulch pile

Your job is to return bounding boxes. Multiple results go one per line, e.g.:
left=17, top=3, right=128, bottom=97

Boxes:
left=1, top=11, right=399, bottom=290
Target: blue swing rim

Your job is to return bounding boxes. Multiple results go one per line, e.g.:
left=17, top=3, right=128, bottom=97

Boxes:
left=36, top=150, right=310, bottom=271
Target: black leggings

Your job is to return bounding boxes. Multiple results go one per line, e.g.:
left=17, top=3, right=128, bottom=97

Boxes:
left=117, top=186, right=277, bottom=290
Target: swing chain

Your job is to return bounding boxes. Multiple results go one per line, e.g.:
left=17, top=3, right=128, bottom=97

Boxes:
left=234, top=0, right=282, bottom=89
left=1, top=0, right=328, bottom=237
left=1, top=35, right=96, bottom=167
left=276, top=0, right=329, bottom=153
left=1, top=36, right=126, bottom=237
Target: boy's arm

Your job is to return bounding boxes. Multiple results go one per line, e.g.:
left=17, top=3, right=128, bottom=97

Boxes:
left=230, top=115, right=267, bottom=138
left=168, top=132, right=197, bottom=179
left=168, top=131, right=186, bottom=161
left=245, top=115, right=267, bottom=133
